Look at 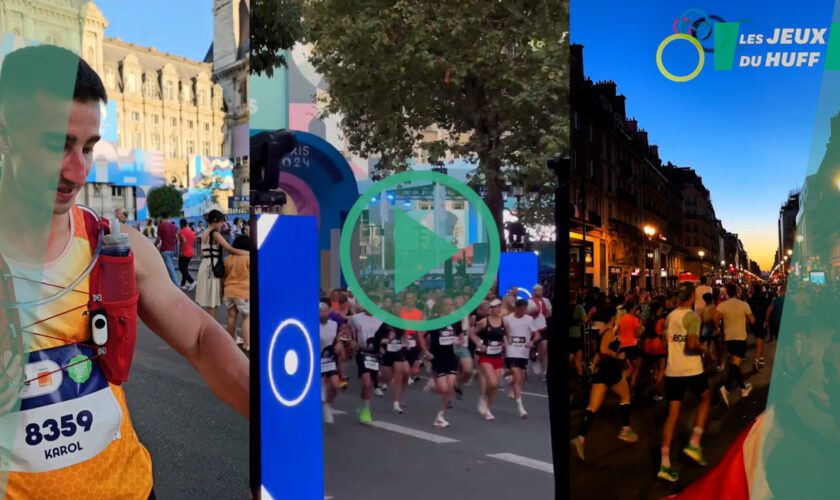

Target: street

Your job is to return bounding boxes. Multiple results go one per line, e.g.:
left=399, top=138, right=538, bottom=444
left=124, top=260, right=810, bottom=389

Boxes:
left=570, top=338, right=776, bottom=500
left=123, top=290, right=248, bottom=499
left=324, top=369, right=554, bottom=500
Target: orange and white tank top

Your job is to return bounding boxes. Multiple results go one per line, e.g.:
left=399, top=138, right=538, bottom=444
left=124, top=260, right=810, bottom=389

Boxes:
left=1, top=206, right=152, bottom=499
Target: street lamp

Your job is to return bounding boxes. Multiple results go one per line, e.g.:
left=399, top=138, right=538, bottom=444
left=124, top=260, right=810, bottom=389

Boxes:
left=643, top=225, right=657, bottom=290
left=698, top=250, right=705, bottom=278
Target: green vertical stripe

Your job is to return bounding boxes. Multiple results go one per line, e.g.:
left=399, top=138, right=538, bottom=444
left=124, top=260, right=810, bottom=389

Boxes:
left=825, top=22, right=840, bottom=70
left=714, top=22, right=741, bottom=70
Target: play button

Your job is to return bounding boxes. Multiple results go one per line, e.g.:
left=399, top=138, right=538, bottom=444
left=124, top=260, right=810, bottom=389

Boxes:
left=393, top=208, right=461, bottom=294
left=340, top=170, right=500, bottom=332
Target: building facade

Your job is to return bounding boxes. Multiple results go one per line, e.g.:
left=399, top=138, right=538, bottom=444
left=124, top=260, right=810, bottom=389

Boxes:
left=209, top=0, right=249, bottom=198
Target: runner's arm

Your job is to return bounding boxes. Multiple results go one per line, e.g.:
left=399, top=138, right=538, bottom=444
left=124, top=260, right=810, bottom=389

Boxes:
left=684, top=313, right=706, bottom=355
left=468, top=319, right=485, bottom=349
left=128, top=227, right=249, bottom=418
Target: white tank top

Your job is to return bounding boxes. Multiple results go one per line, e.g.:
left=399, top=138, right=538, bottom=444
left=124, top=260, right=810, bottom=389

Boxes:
left=319, top=319, right=338, bottom=351
left=664, top=308, right=704, bottom=377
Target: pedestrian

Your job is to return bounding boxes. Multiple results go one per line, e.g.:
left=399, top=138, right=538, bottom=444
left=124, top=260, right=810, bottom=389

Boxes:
left=748, top=284, right=769, bottom=370
left=765, top=286, right=785, bottom=342
left=156, top=217, right=179, bottom=286
left=178, top=218, right=196, bottom=291
left=224, top=235, right=250, bottom=351
left=658, top=282, right=713, bottom=482
left=717, top=283, right=755, bottom=407
left=113, top=207, right=128, bottom=224
left=195, top=210, right=248, bottom=318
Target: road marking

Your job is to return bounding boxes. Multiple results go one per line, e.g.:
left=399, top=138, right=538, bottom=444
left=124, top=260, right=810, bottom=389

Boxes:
left=499, top=388, right=548, bottom=399
left=368, top=420, right=458, bottom=444
left=486, top=453, right=554, bottom=474
left=332, top=409, right=347, bottom=416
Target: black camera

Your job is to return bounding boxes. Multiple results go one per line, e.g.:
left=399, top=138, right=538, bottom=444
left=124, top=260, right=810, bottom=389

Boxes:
left=250, top=129, right=297, bottom=207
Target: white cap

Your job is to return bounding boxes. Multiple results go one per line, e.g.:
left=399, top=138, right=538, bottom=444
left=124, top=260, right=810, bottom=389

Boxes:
left=489, top=299, right=502, bottom=307
left=319, top=302, right=329, bottom=312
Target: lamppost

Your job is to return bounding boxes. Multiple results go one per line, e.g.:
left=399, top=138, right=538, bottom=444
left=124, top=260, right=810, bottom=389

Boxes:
left=698, top=250, right=705, bottom=279
left=721, top=260, right=725, bottom=281
left=643, top=225, right=657, bottom=290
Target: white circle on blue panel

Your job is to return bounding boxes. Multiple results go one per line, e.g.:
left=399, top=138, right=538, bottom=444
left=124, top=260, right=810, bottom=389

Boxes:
left=268, top=318, right=314, bottom=407
left=517, top=287, right=532, bottom=299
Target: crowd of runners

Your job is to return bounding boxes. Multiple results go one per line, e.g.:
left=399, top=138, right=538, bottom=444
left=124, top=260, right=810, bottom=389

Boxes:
left=569, top=276, right=787, bottom=482
left=318, top=282, right=553, bottom=428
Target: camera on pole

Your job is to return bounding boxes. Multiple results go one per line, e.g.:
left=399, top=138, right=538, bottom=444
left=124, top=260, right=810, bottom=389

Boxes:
left=250, top=129, right=297, bottom=208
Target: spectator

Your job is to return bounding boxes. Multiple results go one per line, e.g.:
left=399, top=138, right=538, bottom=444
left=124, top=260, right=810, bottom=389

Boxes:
left=178, top=218, right=196, bottom=291
left=156, top=217, right=179, bottom=286
left=224, top=235, right=250, bottom=351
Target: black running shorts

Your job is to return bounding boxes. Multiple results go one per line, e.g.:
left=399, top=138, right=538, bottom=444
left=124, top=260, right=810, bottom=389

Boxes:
left=664, top=373, right=708, bottom=402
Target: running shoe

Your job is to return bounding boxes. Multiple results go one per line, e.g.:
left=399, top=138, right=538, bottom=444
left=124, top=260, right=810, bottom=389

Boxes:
left=235, top=337, right=244, bottom=345
left=180, top=284, right=188, bottom=290
left=570, top=436, right=585, bottom=462
left=683, top=445, right=707, bottom=466
left=393, top=402, right=404, bottom=414
left=374, top=388, right=385, bottom=397
left=378, top=383, right=389, bottom=392
left=423, top=379, right=434, bottom=392
left=741, top=383, right=753, bottom=398
left=507, top=388, right=515, bottom=399
left=323, top=403, right=334, bottom=424
left=617, top=428, right=638, bottom=443
left=753, top=360, right=761, bottom=372
left=484, top=410, right=495, bottom=421
left=434, top=414, right=450, bottom=428
left=407, top=376, right=417, bottom=386
left=719, top=386, right=730, bottom=407
left=358, top=407, right=372, bottom=425
left=657, top=466, right=679, bottom=482
left=504, top=375, right=513, bottom=385
left=758, top=357, right=766, bottom=366
left=478, top=396, right=488, bottom=416
left=187, top=282, right=196, bottom=291
left=533, top=363, right=543, bottom=376
left=518, top=404, right=528, bottom=419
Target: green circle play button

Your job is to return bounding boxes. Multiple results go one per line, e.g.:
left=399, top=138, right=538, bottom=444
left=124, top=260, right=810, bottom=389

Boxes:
left=340, top=170, right=500, bottom=331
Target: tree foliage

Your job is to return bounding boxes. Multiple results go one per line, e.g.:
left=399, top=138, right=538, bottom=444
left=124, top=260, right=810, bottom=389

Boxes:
left=303, top=0, right=568, bottom=245
left=147, top=185, right=184, bottom=219
left=251, top=0, right=303, bottom=77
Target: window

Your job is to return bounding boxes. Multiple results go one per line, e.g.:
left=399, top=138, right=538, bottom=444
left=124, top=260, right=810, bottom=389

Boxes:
left=204, top=123, right=210, bottom=132
left=451, top=201, right=465, bottom=210
left=151, top=134, right=160, bottom=151
left=165, top=81, right=174, bottom=100
left=130, top=111, right=140, bottom=122
left=202, top=141, right=210, bottom=156
left=188, top=120, right=193, bottom=129
left=146, top=81, right=157, bottom=98
left=152, top=114, right=159, bottom=125
left=111, top=186, right=124, bottom=197
left=418, top=201, right=433, bottom=210
left=127, top=73, right=136, bottom=93
left=169, top=136, right=178, bottom=159
left=170, top=117, right=178, bottom=127
left=199, top=89, right=208, bottom=107
left=187, top=140, right=195, bottom=156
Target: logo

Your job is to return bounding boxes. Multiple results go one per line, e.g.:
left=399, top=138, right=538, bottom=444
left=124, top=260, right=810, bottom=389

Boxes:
left=340, top=170, right=501, bottom=332
left=267, top=318, right=315, bottom=408
left=656, top=9, right=840, bottom=82
left=66, top=355, right=92, bottom=384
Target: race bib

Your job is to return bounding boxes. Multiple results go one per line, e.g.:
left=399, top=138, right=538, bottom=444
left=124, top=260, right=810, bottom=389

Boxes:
left=0, top=344, right=123, bottom=473
left=506, top=337, right=529, bottom=359
left=485, top=342, right=502, bottom=356
left=386, top=341, right=403, bottom=352
left=362, top=355, right=379, bottom=371
left=439, top=334, right=456, bottom=346
left=320, top=357, right=337, bottom=374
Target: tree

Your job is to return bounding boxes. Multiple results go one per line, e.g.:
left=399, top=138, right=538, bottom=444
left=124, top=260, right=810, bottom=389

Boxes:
left=147, top=185, right=184, bottom=219
left=304, top=0, right=568, bottom=248
left=251, top=0, right=303, bottom=77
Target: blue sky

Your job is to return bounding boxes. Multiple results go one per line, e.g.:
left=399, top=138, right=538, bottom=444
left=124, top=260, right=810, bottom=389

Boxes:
left=97, top=1, right=213, bottom=61
left=572, top=0, right=835, bottom=270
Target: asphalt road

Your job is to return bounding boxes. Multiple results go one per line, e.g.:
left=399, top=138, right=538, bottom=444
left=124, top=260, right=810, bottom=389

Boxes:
left=569, top=337, right=776, bottom=500
left=122, top=288, right=248, bottom=499
left=324, top=366, right=554, bottom=500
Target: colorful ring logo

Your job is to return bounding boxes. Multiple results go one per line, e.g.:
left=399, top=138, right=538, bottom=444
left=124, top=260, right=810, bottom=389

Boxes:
left=657, top=9, right=725, bottom=82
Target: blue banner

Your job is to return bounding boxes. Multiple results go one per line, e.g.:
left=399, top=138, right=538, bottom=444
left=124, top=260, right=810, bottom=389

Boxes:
left=259, top=215, right=322, bottom=499
left=499, top=252, right=538, bottom=300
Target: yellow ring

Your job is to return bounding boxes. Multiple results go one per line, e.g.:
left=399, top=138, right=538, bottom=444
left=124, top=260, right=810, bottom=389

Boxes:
left=656, top=33, right=705, bottom=82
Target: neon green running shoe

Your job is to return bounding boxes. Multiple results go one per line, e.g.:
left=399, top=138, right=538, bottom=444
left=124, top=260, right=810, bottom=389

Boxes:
left=657, top=466, right=679, bottom=482
left=358, top=407, right=373, bottom=425
left=683, top=445, right=707, bottom=466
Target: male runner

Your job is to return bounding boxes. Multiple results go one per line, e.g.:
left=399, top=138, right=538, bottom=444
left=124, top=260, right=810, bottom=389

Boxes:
left=399, top=291, right=426, bottom=384
left=504, top=299, right=539, bottom=418
left=0, top=45, right=248, bottom=498
left=528, top=284, right=552, bottom=378
left=348, top=302, right=385, bottom=423
left=658, top=282, right=712, bottom=482
left=717, top=283, right=755, bottom=406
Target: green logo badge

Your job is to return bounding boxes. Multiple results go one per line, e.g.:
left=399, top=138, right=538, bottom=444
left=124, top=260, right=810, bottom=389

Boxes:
left=340, top=170, right=500, bottom=331
left=67, top=354, right=92, bottom=384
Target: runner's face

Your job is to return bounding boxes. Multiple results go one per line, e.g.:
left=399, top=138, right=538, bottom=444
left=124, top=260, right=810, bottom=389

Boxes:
left=3, top=95, right=100, bottom=215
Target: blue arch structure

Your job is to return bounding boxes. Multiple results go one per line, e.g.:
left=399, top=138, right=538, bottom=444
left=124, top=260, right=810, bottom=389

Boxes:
left=251, top=129, right=360, bottom=251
